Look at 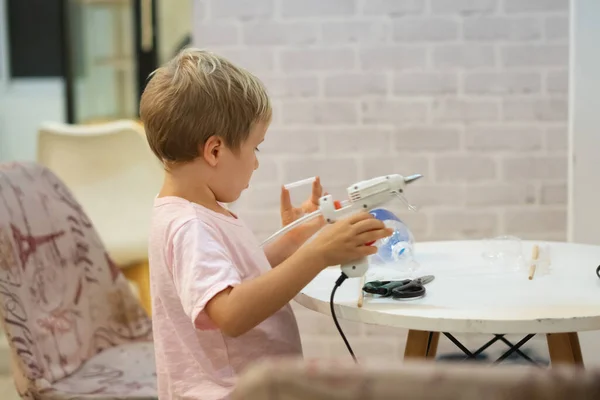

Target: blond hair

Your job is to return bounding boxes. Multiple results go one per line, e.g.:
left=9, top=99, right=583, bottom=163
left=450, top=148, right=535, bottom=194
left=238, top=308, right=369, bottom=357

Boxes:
left=139, top=48, right=272, bottom=163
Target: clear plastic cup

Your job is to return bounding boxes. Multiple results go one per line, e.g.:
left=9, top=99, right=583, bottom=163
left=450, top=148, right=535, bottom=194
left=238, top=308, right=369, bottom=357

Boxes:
left=481, top=235, right=525, bottom=271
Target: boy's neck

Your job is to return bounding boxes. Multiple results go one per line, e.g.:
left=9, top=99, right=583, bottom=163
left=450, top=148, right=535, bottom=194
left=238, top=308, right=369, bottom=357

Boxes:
left=159, top=164, right=231, bottom=217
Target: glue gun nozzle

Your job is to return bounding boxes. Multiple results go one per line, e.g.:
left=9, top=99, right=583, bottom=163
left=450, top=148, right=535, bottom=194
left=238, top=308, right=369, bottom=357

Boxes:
left=404, top=174, right=423, bottom=184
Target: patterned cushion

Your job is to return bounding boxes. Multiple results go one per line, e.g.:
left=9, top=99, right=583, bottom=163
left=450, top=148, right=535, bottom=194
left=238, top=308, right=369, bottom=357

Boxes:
left=42, top=342, right=156, bottom=399
left=0, top=162, right=155, bottom=399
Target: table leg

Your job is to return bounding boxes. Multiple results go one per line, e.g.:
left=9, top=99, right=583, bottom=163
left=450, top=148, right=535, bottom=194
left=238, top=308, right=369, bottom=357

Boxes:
left=427, top=331, right=440, bottom=359
left=546, top=332, right=584, bottom=366
left=404, top=330, right=440, bottom=360
left=569, top=332, right=584, bottom=364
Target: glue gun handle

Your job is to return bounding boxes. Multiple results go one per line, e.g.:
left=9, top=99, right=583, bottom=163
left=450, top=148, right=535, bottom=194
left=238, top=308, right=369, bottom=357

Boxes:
left=341, top=258, right=369, bottom=278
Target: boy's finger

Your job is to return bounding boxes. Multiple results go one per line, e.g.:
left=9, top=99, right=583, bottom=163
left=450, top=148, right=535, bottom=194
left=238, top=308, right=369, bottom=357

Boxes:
left=353, top=217, right=385, bottom=231
left=311, top=176, right=323, bottom=204
left=355, top=228, right=394, bottom=244
left=280, top=186, right=293, bottom=212
left=346, top=211, right=375, bottom=224
left=350, top=211, right=376, bottom=223
left=347, top=245, right=379, bottom=260
left=358, top=245, right=379, bottom=257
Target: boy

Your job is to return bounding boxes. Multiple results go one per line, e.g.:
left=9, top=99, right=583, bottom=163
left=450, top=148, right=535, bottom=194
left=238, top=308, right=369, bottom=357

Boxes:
left=140, top=48, right=391, bottom=399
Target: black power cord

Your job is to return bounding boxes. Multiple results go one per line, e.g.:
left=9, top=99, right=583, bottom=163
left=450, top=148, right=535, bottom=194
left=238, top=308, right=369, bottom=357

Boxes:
left=330, top=272, right=357, bottom=363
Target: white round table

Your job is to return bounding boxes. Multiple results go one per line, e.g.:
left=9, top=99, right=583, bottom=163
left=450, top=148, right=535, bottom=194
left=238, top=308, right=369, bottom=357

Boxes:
left=296, top=240, right=600, bottom=365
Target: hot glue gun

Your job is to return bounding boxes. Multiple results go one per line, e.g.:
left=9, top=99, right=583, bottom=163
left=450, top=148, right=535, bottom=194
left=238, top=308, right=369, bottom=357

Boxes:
left=261, top=173, right=422, bottom=278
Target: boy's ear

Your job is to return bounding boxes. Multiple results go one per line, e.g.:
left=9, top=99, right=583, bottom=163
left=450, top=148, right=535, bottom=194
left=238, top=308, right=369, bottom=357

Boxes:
left=202, top=135, right=222, bottom=167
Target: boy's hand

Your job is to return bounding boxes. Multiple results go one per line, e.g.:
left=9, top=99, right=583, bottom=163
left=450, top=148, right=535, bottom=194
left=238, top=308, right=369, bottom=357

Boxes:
left=304, top=212, right=393, bottom=268
left=280, top=177, right=326, bottom=243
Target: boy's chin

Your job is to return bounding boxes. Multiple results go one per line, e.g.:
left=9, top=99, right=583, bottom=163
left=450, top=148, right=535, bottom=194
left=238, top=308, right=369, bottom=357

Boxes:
left=221, top=190, right=244, bottom=203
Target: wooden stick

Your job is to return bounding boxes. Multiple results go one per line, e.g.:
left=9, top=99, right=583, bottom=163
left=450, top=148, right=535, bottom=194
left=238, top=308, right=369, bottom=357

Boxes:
left=357, top=275, right=366, bottom=308
left=528, top=244, right=540, bottom=280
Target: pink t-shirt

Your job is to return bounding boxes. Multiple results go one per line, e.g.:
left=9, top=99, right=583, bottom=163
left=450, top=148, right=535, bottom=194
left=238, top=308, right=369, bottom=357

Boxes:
left=148, top=196, right=303, bottom=400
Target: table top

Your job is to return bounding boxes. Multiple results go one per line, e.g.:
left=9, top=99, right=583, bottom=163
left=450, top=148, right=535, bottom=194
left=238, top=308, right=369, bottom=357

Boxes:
left=295, top=240, right=600, bottom=334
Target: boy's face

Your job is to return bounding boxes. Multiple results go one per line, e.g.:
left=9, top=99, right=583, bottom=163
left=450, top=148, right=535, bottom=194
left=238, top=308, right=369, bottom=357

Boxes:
left=214, top=119, right=269, bottom=203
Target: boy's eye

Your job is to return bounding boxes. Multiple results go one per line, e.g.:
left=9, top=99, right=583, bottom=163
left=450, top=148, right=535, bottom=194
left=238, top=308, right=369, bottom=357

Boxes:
left=255, top=147, right=260, bottom=152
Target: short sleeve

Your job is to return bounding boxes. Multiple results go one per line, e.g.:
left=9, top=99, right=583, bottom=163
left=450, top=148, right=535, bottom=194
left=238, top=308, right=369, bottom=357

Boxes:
left=170, top=218, right=242, bottom=330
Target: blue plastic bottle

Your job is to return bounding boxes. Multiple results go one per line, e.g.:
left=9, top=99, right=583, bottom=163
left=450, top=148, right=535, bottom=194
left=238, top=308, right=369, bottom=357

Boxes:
left=369, top=208, right=415, bottom=265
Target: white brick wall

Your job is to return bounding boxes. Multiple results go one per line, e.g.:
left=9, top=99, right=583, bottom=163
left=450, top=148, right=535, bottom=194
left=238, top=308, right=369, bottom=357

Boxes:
left=193, top=0, right=569, bottom=362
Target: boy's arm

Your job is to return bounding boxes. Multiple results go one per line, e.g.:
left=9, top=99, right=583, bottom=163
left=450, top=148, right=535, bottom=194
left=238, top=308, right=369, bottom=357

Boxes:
left=174, top=213, right=389, bottom=338
left=171, top=218, right=323, bottom=337
left=206, top=213, right=390, bottom=338
left=205, top=246, right=324, bottom=337
left=262, top=229, right=308, bottom=268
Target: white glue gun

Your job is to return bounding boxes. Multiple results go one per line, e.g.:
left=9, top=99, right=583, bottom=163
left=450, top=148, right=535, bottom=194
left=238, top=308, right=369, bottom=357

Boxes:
left=261, top=173, right=422, bottom=278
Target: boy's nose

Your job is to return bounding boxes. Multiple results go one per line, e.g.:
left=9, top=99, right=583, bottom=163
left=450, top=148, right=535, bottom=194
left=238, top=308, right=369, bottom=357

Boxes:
left=254, top=157, right=259, bottom=170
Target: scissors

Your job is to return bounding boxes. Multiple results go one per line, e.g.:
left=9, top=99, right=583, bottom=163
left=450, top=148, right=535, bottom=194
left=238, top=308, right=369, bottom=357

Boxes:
left=362, top=275, right=435, bottom=300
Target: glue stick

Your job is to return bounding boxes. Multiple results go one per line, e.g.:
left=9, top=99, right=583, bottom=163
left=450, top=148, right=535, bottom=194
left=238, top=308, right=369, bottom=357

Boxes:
left=284, top=176, right=316, bottom=190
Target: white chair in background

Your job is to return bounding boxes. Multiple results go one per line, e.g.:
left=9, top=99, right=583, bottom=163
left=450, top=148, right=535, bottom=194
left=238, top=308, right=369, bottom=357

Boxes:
left=37, top=120, right=163, bottom=314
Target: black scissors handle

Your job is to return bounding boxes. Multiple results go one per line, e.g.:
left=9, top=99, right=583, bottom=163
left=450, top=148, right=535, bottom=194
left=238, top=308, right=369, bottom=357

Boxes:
left=391, top=280, right=425, bottom=300
left=362, top=280, right=411, bottom=297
